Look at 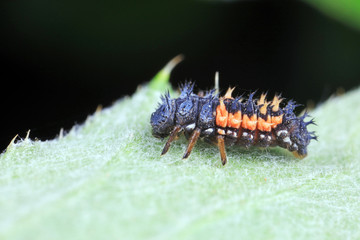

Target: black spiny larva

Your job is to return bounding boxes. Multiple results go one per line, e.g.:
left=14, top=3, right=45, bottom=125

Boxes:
left=150, top=82, right=317, bottom=165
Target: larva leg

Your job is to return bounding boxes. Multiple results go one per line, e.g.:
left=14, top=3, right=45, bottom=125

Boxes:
left=217, top=135, right=227, bottom=165
left=183, top=128, right=201, bottom=159
left=161, top=125, right=181, bottom=155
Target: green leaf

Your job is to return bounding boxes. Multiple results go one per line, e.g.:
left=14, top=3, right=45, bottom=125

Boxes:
left=1, top=58, right=360, bottom=239
left=304, top=0, right=360, bottom=30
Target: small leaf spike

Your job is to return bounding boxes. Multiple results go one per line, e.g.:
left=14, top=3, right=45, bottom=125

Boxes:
left=149, top=54, right=184, bottom=91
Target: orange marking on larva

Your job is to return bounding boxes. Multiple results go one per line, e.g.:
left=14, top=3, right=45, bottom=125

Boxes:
left=271, top=95, right=283, bottom=112
left=227, top=111, right=242, bottom=129
left=224, top=87, right=235, bottom=99
left=241, top=114, right=257, bottom=131
left=257, top=117, right=273, bottom=132
left=216, top=99, right=228, bottom=128
left=258, top=93, right=267, bottom=105
left=271, top=114, right=283, bottom=128
left=259, top=101, right=270, bottom=115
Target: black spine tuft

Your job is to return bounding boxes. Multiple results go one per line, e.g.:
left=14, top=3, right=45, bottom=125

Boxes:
left=179, top=81, right=195, bottom=98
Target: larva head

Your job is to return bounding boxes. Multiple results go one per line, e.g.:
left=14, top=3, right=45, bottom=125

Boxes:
left=289, top=112, right=317, bottom=158
left=150, top=92, right=176, bottom=138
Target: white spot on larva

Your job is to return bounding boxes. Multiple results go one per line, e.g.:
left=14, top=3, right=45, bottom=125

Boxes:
left=242, top=132, right=248, bottom=137
left=204, top=128, right=213, bottom=134
left=283, top=137, right=291, bottom=144
left=226, top=129, right=234, bottom=135
left=260, top=134, right=265, bottom=139
left=250, top=134, right=253, bottom=139
left=185, top=123, right=195, bottom=131
left=267, top=136, right=272, bottom=141
left=277, top=130, right=288, bottom=137
left=218, top=129, right=226, bottom=135
left=226, top=129, right=238, bottom=138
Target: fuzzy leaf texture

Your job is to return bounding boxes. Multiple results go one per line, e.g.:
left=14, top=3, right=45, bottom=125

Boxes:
left=1, top=56, right=360, bottom=240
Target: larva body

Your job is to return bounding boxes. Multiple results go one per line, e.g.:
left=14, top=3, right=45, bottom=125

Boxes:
left=150, top=82, right=316, bottom=165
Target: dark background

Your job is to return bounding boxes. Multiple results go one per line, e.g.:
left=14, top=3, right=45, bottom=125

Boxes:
left=1, top=0, right=360, bottom=151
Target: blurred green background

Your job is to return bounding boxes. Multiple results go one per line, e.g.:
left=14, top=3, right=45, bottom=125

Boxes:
left=1, top=0, right=360, bottom=149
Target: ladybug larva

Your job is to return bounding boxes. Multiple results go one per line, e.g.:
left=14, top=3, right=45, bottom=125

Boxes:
left=150, top=82, right=317, bottom=165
